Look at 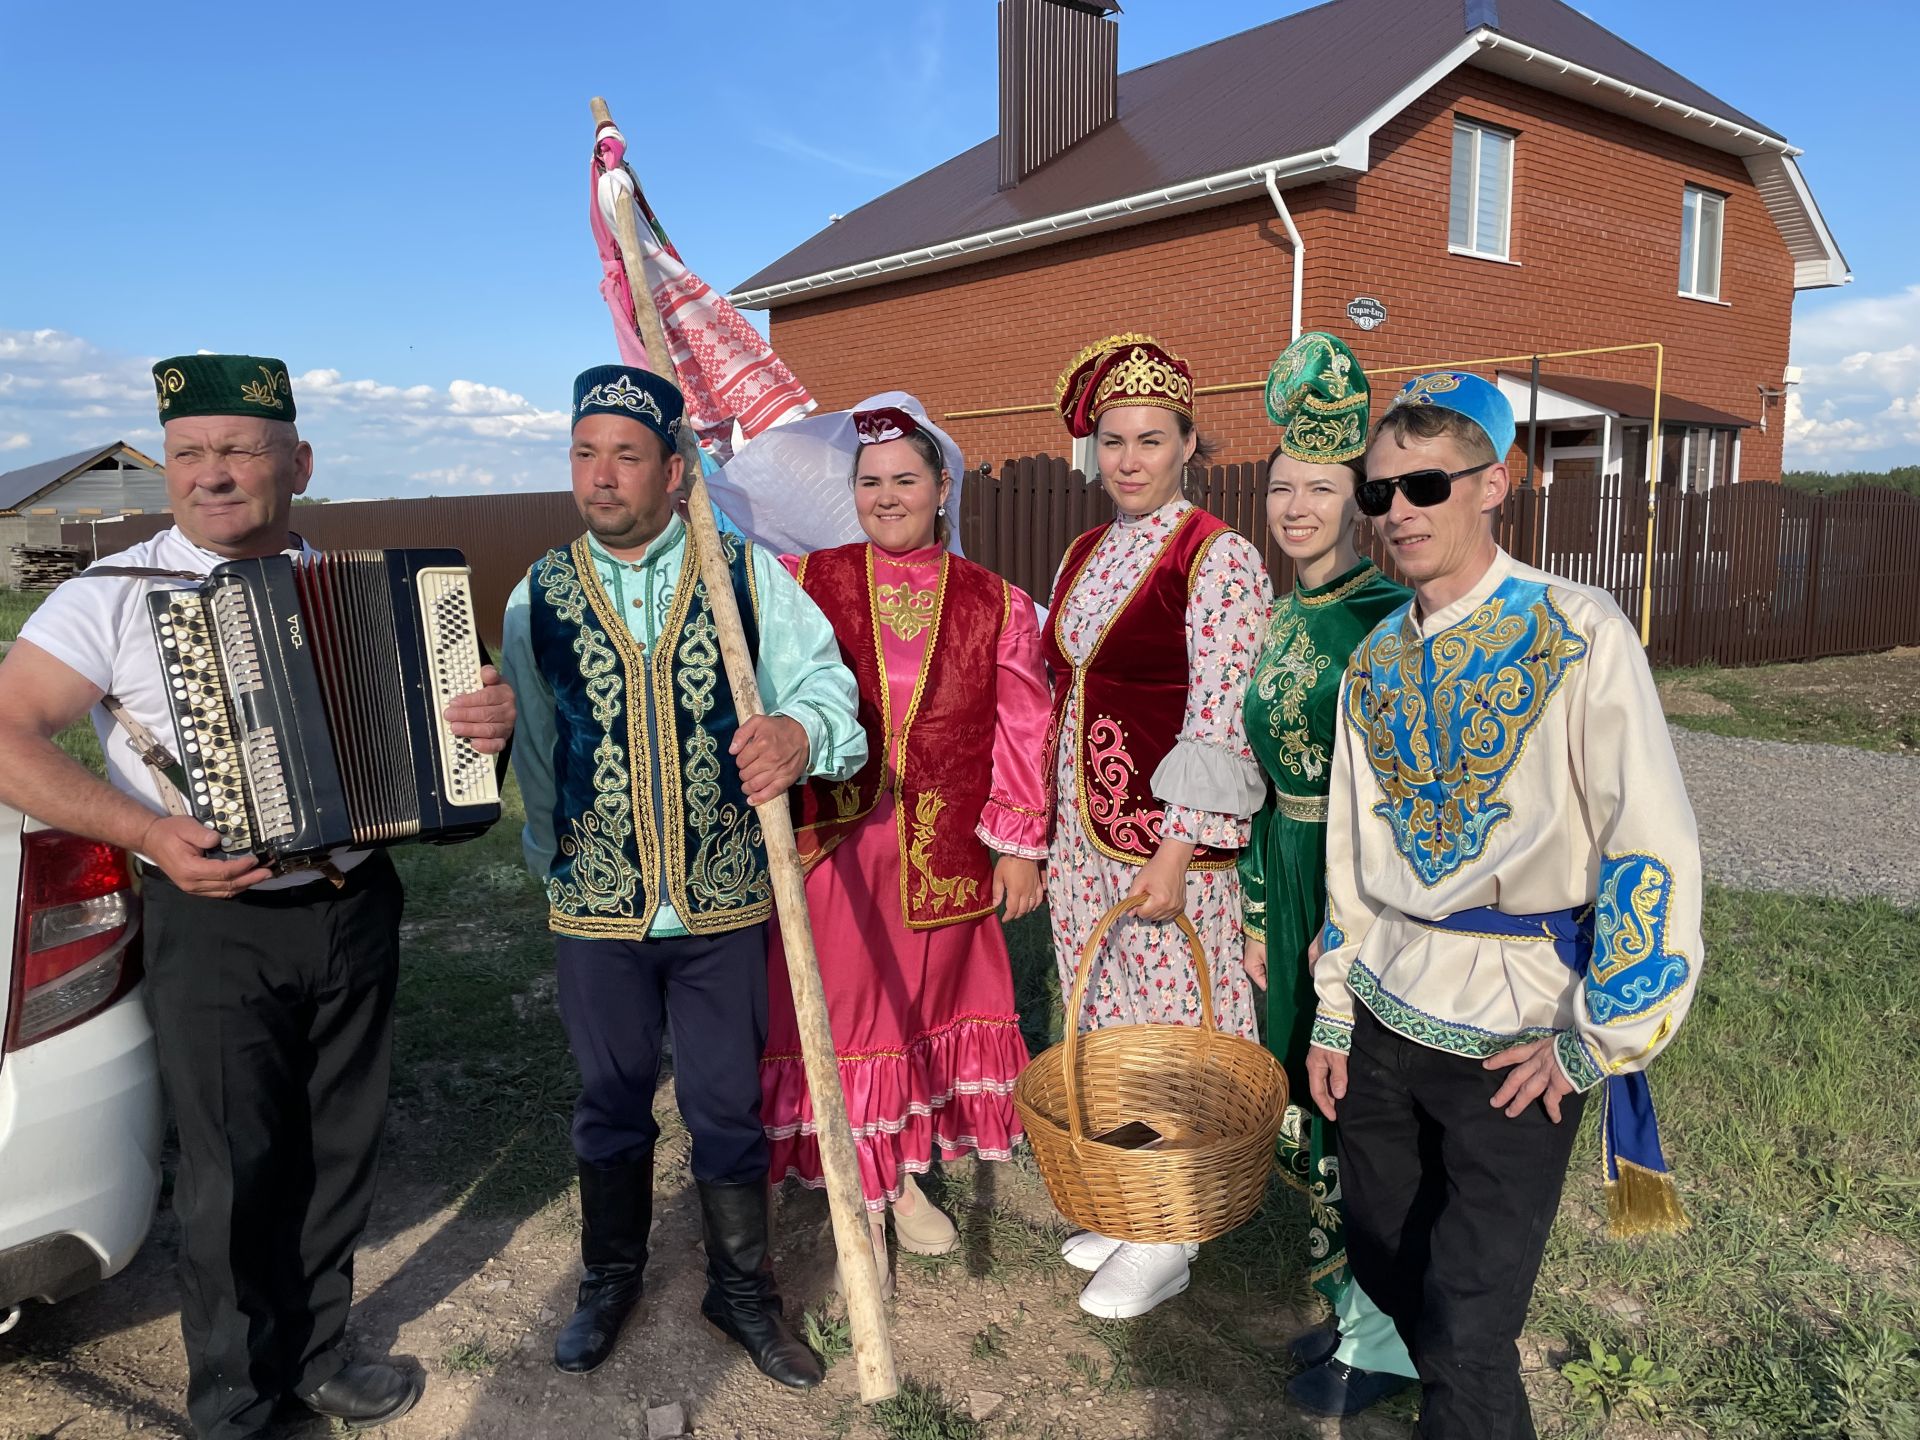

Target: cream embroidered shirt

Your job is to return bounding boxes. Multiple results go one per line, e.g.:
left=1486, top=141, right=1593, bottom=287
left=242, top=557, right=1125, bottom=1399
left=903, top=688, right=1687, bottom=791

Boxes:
left=1310, top=548, right=1704, bottom=1092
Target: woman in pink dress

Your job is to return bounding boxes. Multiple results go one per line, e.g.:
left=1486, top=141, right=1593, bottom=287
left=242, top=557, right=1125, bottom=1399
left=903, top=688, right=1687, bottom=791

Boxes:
left=761, top=400, right=1050, bottom=1293
left=1043, top=334, right=1273, bottom=1319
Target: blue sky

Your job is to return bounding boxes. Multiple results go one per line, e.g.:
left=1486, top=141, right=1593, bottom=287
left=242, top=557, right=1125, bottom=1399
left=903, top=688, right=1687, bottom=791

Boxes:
left=2, top=0, right=1913, bottom=494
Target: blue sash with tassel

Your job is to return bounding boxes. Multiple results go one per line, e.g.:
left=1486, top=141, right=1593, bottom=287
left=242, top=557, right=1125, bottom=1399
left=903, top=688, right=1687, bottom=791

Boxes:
left=1421, top=904, right=1686, bottom=1237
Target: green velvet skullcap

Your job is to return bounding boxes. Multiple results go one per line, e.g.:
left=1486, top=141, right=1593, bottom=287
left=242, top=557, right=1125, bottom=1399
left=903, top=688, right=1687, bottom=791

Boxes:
left=152, top=354, right=297, bottom=423
left=1264, top=331, right=1369, bottom=465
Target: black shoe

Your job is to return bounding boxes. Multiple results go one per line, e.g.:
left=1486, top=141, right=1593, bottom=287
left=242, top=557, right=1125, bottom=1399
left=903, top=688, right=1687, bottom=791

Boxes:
left=1286, top=1358, right=1416, bottom=1417
left=695, top=1179, right=825, bottom=1390
left=1287, top=1320, right=1340, bottom=1369
left=298, top=1362, right=422, bottom=1430
left=554, top=1154, right=654, bottom=1374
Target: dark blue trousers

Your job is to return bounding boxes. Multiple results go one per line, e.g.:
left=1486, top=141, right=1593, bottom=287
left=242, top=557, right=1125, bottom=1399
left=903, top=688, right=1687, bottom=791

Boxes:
left=554, top=924, right=770, bottom=1184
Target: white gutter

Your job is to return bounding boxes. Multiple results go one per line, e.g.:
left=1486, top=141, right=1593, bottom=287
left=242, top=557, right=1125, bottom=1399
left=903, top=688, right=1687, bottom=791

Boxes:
left=730, top=145, right=1342, bottom=309
left=1262, top=167, right=1304, bottom=342
left=1470, top=30, right=1799, bottom=157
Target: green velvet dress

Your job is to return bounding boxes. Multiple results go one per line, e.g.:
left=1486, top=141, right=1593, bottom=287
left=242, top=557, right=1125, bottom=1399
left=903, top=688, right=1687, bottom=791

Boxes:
left=1241, top=558, right=1410, bottom=1320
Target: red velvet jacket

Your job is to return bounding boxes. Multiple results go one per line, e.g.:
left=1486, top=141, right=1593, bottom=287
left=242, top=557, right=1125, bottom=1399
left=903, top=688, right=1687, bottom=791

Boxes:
left=792, top=543, right=1008, bottom=929
left=1043, top=508, right=1237, bottom=870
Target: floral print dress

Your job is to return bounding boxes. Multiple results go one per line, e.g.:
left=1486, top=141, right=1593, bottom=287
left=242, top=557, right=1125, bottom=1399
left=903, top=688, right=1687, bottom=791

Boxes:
left=1044, top=498, right=1272, bottom=1040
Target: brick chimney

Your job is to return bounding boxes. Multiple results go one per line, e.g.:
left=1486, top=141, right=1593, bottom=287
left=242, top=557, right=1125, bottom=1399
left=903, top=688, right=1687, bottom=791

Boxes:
left=997, top=0, right=1121, bottom=191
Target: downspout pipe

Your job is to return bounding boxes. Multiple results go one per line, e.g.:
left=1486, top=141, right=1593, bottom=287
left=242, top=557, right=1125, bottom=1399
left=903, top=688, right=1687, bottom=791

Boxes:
left=1263, top=167, right=1304, bottom=341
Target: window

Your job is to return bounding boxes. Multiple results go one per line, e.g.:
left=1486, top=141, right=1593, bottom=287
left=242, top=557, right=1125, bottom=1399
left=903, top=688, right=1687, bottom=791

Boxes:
left=1679, top=186, right=1725, bottom=301
left=1449, top=119, right=1514, bottom=259
left=1657, top=425, right=1737, bottom=492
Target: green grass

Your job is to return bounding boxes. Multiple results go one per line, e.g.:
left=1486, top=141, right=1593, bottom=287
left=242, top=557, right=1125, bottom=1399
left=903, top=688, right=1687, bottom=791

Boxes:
left=871, top=1379, right=981, bottom=1440
left=439, top=1339, right=502, bottom=1375
left=1657, top=662, right=1920, bottom=753
left=0, top=587, right=45, bottom=644
left=387, top=775, right=580, bottom=1217
left=1526, top=887, right=1920, bottom=1439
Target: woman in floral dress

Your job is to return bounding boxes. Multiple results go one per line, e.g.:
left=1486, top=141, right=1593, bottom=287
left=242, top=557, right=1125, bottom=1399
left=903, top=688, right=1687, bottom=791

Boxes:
left=1241, top=333, right=1415, bottom=1415
left=1042, top=334, right=1272, bottom=1319
left=761, top=399, right=1049, bottom=1295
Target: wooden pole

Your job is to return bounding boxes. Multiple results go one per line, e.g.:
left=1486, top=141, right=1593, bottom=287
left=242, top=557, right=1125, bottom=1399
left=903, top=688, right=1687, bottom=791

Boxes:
left=589, top=97, right=897, bottom=1404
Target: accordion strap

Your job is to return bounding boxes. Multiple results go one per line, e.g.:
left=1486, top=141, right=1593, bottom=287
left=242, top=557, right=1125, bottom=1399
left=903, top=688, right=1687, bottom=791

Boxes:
left=100, top=692, right=191, bottom=819
left=75, top=565, right=204, bottom=581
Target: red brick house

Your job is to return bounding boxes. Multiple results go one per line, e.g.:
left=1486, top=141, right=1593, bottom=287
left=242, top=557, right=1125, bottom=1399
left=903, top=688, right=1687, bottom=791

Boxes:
left=730, top=0, right=1848, bottom=489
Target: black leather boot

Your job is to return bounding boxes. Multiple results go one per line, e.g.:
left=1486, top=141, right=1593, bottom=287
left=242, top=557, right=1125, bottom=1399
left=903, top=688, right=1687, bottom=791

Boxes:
left=696, top=1180, right=824, bottom=1390
left=553, top=1154, right=653, bottom=1374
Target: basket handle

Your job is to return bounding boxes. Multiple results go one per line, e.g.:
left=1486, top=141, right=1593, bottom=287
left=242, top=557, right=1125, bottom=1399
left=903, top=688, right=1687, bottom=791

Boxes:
left=1062, top=894, right=1213, bottom=1143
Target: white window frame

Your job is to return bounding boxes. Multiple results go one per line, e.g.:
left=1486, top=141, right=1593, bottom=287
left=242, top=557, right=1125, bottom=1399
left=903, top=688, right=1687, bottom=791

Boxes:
left=1679, top=185, right=1725, bottom=302
left=1449, top=118, right=1515, bottom=262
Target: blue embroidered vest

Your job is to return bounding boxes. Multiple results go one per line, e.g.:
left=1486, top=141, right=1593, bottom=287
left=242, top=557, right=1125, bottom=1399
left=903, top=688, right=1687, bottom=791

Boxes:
left=529, top=532, right=769, bottom=938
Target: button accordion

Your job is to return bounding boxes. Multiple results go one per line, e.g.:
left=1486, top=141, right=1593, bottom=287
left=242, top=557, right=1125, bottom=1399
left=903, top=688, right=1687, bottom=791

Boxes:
left=147, top=549, right=501, bottom=864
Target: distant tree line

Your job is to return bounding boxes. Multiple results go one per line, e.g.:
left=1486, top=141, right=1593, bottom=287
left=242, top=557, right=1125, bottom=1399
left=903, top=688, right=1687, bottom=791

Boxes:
left=1781, top=465, right=1920, bottom=497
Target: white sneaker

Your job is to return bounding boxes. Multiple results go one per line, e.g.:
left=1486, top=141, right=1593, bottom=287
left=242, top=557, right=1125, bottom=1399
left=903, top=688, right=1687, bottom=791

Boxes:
left=1060, top=1230, right=1124, bottom=1272
left=1076, top=1241, right=1198, bottom=1319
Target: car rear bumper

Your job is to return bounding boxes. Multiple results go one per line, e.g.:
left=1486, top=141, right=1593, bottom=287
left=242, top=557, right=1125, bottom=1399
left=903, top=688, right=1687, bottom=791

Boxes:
left=0, top=986, right=163, bottom=1308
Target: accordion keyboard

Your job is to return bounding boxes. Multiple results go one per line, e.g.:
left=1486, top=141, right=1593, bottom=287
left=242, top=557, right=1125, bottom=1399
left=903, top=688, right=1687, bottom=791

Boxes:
left=416, top=567, right=499, bottom=808
left=155, top=588, right=259, bottom=854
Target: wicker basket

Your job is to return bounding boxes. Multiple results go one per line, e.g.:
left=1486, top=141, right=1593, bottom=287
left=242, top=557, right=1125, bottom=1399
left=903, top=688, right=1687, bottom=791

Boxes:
left=1013, top=896, right=1289, bottom=1244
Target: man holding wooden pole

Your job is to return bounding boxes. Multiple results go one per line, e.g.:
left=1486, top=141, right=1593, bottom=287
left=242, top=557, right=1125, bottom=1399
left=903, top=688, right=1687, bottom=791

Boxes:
left=577, top=96, right=900, bottom=1405
left=499, top=364, right=865, bottom=1389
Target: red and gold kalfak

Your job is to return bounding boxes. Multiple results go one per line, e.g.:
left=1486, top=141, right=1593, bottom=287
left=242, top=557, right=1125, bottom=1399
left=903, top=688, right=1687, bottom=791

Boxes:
left=1055, top=333, right=1197, bottom=439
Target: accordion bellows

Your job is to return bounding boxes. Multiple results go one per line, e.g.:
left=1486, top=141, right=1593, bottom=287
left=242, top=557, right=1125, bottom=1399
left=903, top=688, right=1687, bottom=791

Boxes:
left=149, top=549, right=501, bottom=864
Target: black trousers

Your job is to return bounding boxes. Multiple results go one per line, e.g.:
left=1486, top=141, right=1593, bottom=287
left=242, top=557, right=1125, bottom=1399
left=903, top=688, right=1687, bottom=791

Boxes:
left=142, top=854, right=404, bottom=1440
left=554, top=925, right=769, bottom=1183
left=1336, top=1006, right=1587, bottom=1440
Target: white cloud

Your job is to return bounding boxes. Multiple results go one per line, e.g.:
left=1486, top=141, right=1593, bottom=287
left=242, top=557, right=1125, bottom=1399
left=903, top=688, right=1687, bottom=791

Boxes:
left=1786, top=285, right=1920, bottom=469
left=0, top=328, right=568, bottom=496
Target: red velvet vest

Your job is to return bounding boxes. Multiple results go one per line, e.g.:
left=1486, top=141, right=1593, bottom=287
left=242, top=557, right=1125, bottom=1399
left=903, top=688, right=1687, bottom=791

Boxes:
left=793, top=543, right=1008, bottom=929
left=1043, top=508, right=1237, bottom=870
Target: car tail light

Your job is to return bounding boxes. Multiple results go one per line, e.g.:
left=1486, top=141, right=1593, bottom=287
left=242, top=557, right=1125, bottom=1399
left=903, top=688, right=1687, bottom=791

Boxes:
left=6, top=831, right=142, bottom=1050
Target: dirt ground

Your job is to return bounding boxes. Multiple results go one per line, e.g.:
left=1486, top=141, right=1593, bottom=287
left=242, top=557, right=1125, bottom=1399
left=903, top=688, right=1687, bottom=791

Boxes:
left=0, top=1074, right=1436, bottom=1440
left=1657, top=645, right=1920, bottom=749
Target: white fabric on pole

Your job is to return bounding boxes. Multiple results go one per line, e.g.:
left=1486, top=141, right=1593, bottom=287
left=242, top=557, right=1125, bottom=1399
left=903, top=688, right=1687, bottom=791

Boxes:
left=705, top=392, right=968, bottom=558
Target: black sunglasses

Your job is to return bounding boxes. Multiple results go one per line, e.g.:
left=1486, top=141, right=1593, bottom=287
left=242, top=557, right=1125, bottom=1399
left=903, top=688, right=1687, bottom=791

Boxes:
left=1355, top=461, right=1494, bottom=517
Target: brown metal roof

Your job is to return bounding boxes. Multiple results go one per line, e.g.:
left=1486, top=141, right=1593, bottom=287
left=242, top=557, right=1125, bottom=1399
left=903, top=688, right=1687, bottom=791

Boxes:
left=1515, top=372, right=1755, bottom=428
left=735, top=0, right=1779, bottom=296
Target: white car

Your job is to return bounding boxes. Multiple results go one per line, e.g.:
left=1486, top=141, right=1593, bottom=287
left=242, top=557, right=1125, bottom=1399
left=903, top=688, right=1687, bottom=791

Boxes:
left=0, top=801, right=162, bottom=1333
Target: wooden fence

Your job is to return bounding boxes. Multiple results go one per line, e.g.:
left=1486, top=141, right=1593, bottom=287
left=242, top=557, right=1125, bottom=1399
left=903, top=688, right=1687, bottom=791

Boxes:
left=958, top=458, right=1920, bottom=668
left=69, top=468, right=1920, bottom=667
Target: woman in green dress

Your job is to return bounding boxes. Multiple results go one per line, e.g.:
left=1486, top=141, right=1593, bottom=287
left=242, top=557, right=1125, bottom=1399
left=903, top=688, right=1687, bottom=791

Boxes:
left=1240, top=333, right=1417, bottom=1418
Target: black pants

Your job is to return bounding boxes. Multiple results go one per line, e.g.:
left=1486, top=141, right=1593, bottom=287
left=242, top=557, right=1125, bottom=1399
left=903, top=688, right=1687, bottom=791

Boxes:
left=1337, top=1006, right=1587, bottom=1440
left=554, top=925, right=769, bottom=1183
left=142, top=854, right=404, bottom=1440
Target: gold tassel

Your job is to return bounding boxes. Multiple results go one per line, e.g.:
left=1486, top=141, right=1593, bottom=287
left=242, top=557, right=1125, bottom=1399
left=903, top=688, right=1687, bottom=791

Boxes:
left=1604, top=1159, right=1690, bottom=1238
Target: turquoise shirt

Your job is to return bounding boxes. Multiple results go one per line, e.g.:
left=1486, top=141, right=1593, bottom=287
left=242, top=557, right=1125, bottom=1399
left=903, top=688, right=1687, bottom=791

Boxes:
left=500, top=515, right=866, bottom=937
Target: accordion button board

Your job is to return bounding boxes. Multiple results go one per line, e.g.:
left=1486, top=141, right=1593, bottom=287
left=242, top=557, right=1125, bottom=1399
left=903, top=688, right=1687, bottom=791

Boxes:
left=148, top=548, right=501, bottom=866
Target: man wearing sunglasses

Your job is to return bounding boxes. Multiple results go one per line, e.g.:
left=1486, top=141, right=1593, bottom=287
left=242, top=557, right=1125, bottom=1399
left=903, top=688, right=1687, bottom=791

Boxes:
left=1303, top=372, right=1704, bottom=1439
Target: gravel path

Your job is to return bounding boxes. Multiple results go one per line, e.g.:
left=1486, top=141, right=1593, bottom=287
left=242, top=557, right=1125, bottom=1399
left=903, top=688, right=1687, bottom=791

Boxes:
left=1670, top=724, right=1920, bottom=907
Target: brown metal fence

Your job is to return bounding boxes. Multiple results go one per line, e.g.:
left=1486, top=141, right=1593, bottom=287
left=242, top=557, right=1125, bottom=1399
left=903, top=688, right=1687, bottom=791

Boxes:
left=959, top=457, right=1920, bottom=668
left=67, top=471, right=1920, bottom=666
left=67, top=494, right=584, bottom=649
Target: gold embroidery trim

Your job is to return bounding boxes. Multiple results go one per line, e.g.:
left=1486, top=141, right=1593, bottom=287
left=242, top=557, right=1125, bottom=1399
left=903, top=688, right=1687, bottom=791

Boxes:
left=1055, top=510, right=1235, bottom=872
left=871, top=547, right=997, bottom=930
left=570, top=536, right=665, bottom=936
left=1296, top=562, right=1380, bottom=609
left=1274, top=791, right=1330, bottom=823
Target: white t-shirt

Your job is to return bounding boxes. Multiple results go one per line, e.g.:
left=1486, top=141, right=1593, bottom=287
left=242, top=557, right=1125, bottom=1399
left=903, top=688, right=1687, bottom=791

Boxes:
left=19, top=526, right=367, bottom=890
